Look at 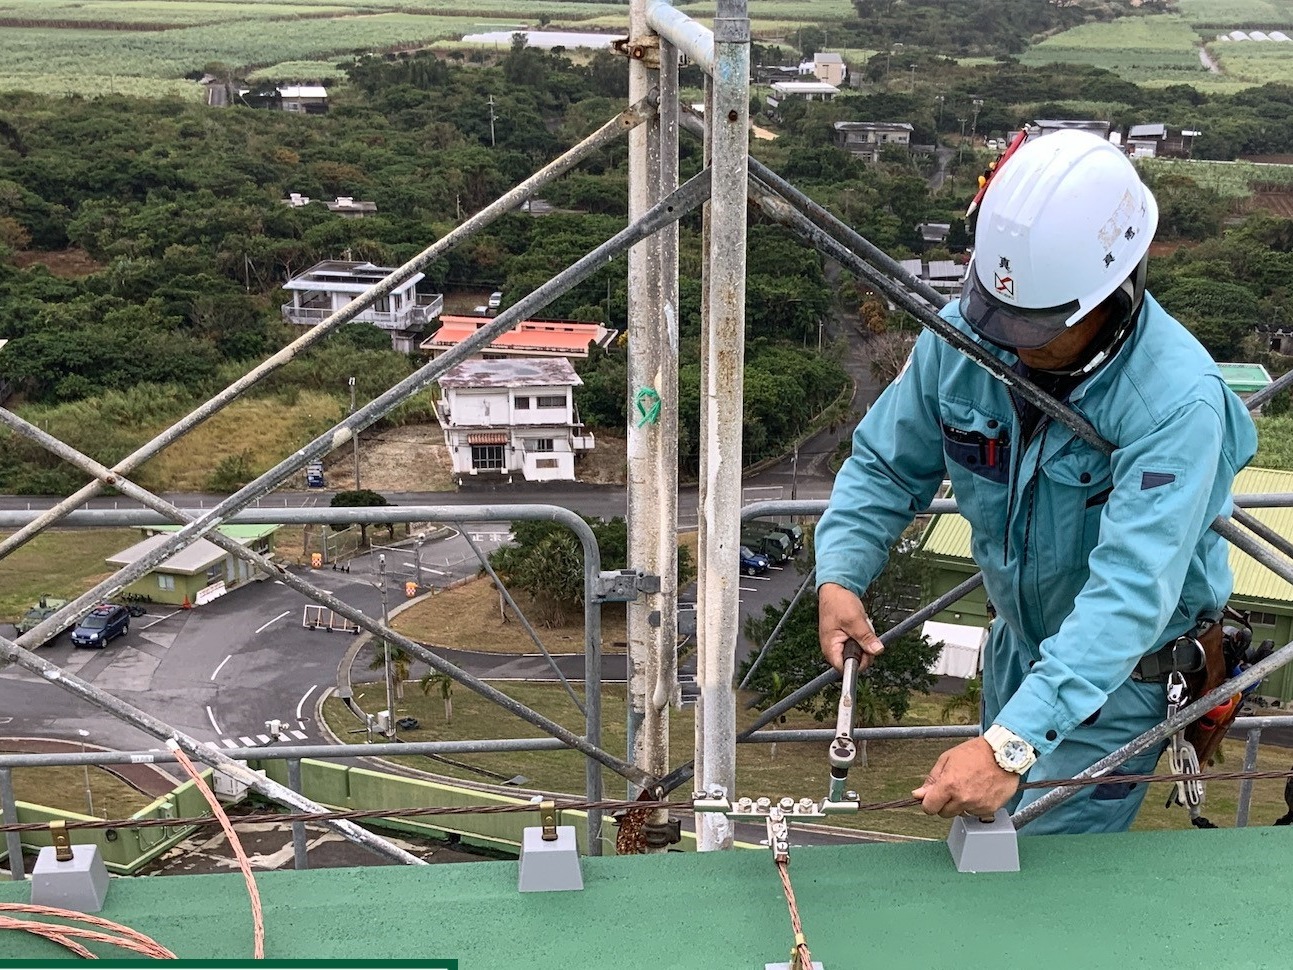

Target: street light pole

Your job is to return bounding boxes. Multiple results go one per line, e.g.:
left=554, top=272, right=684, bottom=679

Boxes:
left=77, top=729, right=93, bottom=817
left=348, top=377, right=359, bottom=490
left=970, top=98, right=984, bottom=148
left=908, top=63, right=916, bottom=92
left=487, top=94, right=497, bottom=148
left=378, top=554, right=395, bottom=740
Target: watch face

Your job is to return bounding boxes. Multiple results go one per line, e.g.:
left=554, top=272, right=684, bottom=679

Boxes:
left=1000, top=739, right=1031, bottom=771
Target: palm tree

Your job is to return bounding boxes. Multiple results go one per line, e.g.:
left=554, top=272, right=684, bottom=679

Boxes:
left=940, top=677, right=982, bottom=725
left=368, top=642, right=412, bottom=700
left=758, top=671, right=797, bottom=760
left=420, top=671, right=454, bottom=724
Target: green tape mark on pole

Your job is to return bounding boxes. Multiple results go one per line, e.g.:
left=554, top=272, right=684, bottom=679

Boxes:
left=634, top=387, right=661, bottom=427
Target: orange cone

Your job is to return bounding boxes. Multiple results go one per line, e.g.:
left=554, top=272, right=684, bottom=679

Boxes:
left=181, top=595, right=193, bottom=610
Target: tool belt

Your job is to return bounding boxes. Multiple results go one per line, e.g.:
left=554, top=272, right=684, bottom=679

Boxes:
left=1133, top=608, right=1251, bottom=766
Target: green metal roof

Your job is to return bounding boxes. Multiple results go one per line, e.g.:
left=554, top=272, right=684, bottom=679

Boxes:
left=151, top=524, right=280, bottom=541
left=919, top=467, right=1293, bottom=606
left=1, top=829, right=1288, bottom=966
left=1217, top=362, right=1273, bottom=394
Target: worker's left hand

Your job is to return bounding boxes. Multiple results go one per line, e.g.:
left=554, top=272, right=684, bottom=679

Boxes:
left=912, top=738, right=1020, bottom=819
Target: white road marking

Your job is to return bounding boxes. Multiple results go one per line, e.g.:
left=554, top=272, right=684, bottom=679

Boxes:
left=739, top=586, right=757, bottom=592
left=290, top=729, right=308, bottom=740
left=745, top=575, right=772, bottom=582
left=205, top=705, right=222, bottom=734
left=256, top=734, right=271, bottom=744
left=238, top=736, right=256, bottom=746
left=255, top=610, right=292, bottom=635
left=210, top=654, right=232, bottom=681
left=295, top=684, right=318, bottom=721
left=221, top=738, right=238, bottom=748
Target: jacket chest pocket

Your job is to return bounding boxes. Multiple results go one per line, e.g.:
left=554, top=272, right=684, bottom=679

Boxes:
left=941, top=420, right=1011, bottom=485
left=940, top=404, right=1012, bottom=532
left=1037, top=447, right=1113, bottom=569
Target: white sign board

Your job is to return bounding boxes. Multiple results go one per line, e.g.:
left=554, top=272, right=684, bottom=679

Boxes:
left=196, top=580, right=227, bottom=606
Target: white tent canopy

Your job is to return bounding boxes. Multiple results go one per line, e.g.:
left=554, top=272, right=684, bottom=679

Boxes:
left=922, top=621, right=987, bottom=679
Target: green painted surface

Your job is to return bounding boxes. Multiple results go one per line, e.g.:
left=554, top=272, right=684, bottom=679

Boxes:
left=1217, top=362, right=1272, bottom=394
left=3, top=829, right=1290, bottom=966
left=151, top=523, right=280, bottom=542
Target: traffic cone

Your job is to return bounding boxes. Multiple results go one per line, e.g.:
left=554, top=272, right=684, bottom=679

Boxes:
left=181, top=595, right=193, bottom=610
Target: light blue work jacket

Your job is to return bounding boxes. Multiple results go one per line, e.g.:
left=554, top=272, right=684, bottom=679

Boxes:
left=816, top=294, right=1257, bottom=757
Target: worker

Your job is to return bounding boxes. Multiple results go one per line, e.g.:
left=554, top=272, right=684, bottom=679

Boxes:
left=814, top=130, right=1258, bottom=834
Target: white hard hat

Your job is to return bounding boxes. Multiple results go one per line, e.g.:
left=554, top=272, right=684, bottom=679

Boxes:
left=960, top=129, right=1158, bottom=350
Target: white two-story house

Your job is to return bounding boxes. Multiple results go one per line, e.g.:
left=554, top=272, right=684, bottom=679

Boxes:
left=436, top=359, right=595, bottom=483
left=281, top=260, right=444, bottom=353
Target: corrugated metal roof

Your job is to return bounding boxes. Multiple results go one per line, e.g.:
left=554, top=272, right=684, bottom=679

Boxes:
left=918, top=467, right=1293, bottom=605
left=107, top=534, right=227, bottom=576
left=1128, top=123, right=1167, bottom=139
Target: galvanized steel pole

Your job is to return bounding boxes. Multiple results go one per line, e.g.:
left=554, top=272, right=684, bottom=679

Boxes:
left=0, top=768, right=24, bottom=880
left=0, top=102, right=655, bottom=564
left=626, top=2, right=681, bottom=851
left=695, top=0, right=750, bottom=850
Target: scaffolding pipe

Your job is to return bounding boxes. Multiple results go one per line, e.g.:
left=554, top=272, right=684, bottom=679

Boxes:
left=655, top=571, right=986, bottom=795
left=1013, top=637, right=1293, bottom=827
left=693, top=0, right=750, bottom=851
left=0, top=99, right=656, bottom=564
left=644, top=0, right=715, bottom=74
left=0, top=472, right=642, bottom=823
left=9, top=168, right=712, bottom=655
left=0, top=629, right=424, bottom=866
left=0, top=738, right=573, bottom=769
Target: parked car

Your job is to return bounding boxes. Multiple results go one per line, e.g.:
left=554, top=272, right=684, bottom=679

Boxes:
left=15, top=595, right=70, bottom=635
left=487, top=290, right=504, bottom=311
left=739, top=546, right=770, bottom=576
left=741, top=529, right=791, bottom=565
left=768, top=522, right=804, bottom=554
left=70, top=603, right=130, bottom=648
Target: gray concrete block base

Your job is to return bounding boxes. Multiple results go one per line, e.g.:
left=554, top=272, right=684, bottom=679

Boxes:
left=947, top=808, right=1020, bottom=873
left=517, top=825, right=583, bottom=892
left=30, top=844, right=110, bottom=913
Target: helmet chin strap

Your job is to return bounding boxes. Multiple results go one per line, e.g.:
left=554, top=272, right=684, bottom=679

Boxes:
left=1030, top=260, right=1147, bottom=378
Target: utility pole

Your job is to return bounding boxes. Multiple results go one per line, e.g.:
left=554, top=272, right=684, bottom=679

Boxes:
left=957, top=116, right=967, bottom=162
left=790, top=443, right=799, bottom=502
left=348, top=376, right=360, bottom=490
left=936, top=94, right=945, bottom=130
left=487, top=94, right=496, bottom=148
left=970, top=98, right=984, bottom=148
left=379, top=554, right=396, bottom=740
left=908, top=63, right=916, bottom=92
left=78, top=729, right=94, bottom=817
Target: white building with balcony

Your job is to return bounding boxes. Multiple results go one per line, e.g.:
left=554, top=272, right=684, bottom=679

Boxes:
left=281, top=261, right=444, bottom=353
left=436, top=359, right=594, bottom=483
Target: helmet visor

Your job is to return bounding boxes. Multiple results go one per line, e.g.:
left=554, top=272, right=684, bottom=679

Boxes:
left=959, top=271, right=1082, bottom=351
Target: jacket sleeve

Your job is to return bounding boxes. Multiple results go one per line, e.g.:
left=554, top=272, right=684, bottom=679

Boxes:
left=994, top=390, right=1249, bottom=757
left=815, top=328, right=948, bottom=599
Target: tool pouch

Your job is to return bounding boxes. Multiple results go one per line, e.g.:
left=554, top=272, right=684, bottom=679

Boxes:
left=1182, top=608, right=1251, bottom=766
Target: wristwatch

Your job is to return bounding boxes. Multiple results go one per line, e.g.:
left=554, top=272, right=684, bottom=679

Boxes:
left=983, top=724, right=1038, bottom=775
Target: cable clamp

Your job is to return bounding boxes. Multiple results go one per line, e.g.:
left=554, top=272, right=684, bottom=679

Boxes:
left=50, top=820, right=73, bottom=862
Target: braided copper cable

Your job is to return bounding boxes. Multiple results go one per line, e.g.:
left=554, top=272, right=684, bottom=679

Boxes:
left=775, top=859, right=814, bottom=970
left=0, top=904, right=176, bottom=959
left=171, top=745, right=264, bottom=959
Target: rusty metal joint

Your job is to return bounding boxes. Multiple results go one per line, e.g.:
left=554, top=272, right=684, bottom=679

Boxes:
left=613, top=34, right=661, bottom=69
left=641, top=817, right=682, bottom=848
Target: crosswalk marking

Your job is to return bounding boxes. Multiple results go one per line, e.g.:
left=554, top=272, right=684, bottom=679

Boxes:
left=217, top=730, right=312, bottom=750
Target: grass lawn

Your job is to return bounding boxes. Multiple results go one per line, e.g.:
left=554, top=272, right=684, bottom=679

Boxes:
left=390, top=576, right=629, bottom=656
left=326, top=682, right=1293, bottom=841
left=8, top=765, right=153, bottom=820
left=0, top=529, right=140, bottom=623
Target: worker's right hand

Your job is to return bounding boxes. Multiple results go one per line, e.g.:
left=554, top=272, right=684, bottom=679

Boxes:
left=818, top=582, right=884, bottom=673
